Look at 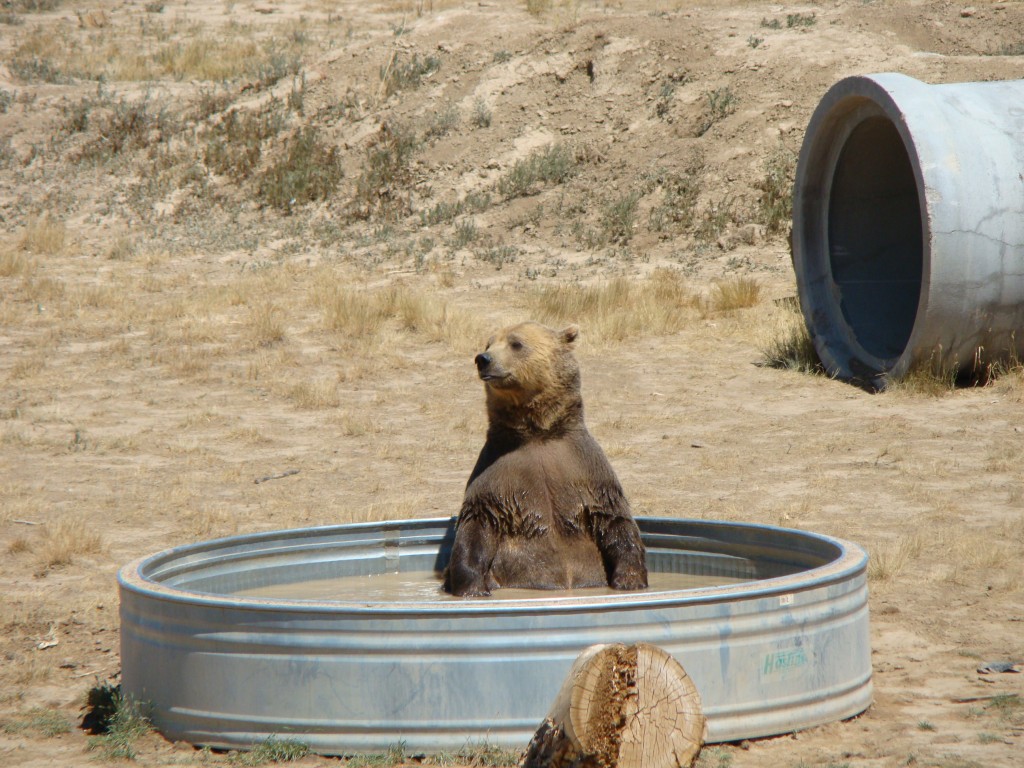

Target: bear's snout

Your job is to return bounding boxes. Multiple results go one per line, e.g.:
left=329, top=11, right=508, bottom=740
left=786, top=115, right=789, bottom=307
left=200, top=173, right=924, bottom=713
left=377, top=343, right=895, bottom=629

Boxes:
left=475, top=352, right=492, bottom=372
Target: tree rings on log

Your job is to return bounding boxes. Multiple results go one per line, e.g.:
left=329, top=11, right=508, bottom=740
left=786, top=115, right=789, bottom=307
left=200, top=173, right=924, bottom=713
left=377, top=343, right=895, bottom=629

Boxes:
left=521, top=642, right=706, bottom=768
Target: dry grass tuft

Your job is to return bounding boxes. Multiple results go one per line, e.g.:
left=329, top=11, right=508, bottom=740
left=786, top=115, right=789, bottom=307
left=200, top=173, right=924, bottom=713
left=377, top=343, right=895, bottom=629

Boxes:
left=39, top=516, right=104, bottom=569
left=313, top=278, right=391, bottom=338
left=8, top=355, right=46, bottom=380
left=312, top=277, right=479, bottom=351
left=883, top=363, right=958, bottom=397
left=756, top=299, right=823, bottom=374
left=19, top=216, right=66, bottom=255
left=529, top=269, right=696, bottom=343
left=7, top=537, right=31, bottom=555
left=392, top=288, right=479, bottom=351
left=183, top=503, right=238, bottom=541
left=248, top=302, right=286, bottom=348
left=867, top=534, right=922, bottom=583
left=709, top=276, right=761, bottom=313
left=336, top=410, right=382, bottom=436
left=286, top=379, right=341, bottom=409
left=0, top=249, right=36, bottom=277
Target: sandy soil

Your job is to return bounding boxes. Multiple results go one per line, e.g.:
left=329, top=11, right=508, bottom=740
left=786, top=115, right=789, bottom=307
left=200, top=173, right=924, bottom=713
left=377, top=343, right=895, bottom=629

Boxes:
left=1, top=1, right=1022, bottom=767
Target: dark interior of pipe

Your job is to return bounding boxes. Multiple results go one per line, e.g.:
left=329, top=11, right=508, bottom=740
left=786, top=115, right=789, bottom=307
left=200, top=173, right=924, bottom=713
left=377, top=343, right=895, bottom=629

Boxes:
left=827, top=116, right=923, bottom=362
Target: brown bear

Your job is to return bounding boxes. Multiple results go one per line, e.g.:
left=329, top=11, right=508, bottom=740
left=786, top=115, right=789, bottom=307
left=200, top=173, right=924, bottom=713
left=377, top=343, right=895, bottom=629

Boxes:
left=443, top=321, right=648, bottom=597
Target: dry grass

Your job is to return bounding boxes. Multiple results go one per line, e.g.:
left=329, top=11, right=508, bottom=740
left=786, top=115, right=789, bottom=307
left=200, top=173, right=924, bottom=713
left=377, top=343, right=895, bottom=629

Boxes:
left=314, top=279, right=391, bottom=338
left=709, top=276, right=761, bottom=312
left=529, top=268, right=697, bottom=343
left=755, top=299, right=823, bottom=374
left=18, top=216, right=66, bottom=255
left=286, top=379, right=341, bottom=409
left=313, top=278, right=480, bottom=352
left=248, top=301, right=287, bottom=348
left=38, top=516, right=104, bottom=569
left=7, top=536, right=31, bottom=555
left=867, top=534, right=923, bottom=583
left=392, top=289, right=480, bottom=351
left=157, top=37, right=269, bottom=81
left=883, top=360, right=958, bottom=396
left=0, top=249, right=36, bottom=277
left=8, top=354, right=46, bottom=380
left=183, top=502, right=239, bottom=541
left=12, top=21, right=301, bottom=84
left=336, top=410, right=383, bottom=436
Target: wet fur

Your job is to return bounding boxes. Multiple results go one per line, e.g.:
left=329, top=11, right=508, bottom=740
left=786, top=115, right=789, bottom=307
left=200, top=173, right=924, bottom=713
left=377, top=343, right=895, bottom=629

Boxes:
left=444, top=322, right=648, bottom=597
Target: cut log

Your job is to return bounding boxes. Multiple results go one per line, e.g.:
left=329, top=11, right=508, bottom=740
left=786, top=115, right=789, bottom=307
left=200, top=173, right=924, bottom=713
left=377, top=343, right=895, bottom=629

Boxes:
left=521, top=642, right=705, bottom=768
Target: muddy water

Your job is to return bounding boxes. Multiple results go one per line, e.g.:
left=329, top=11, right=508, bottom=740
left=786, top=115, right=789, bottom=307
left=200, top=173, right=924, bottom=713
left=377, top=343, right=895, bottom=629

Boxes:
left=235, top=569, right=750, bottom=602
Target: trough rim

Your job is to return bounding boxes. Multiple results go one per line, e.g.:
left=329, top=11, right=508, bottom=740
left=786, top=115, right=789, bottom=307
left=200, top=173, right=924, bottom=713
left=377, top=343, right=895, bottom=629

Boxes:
left=118, top=516, right=868, bottom=616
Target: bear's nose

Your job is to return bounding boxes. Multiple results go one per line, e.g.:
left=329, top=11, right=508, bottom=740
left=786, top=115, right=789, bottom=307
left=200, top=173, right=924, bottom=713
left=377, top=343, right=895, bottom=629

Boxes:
left=475, top=352, right=492, bottom=371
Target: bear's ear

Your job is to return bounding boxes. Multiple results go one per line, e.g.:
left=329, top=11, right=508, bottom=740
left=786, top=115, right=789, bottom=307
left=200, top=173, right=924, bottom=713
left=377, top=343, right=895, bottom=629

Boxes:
left=560, top=325, right=579, bottom=345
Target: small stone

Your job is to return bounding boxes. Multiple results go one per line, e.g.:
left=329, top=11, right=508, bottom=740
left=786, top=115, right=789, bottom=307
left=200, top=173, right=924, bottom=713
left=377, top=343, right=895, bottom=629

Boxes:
left=960, top=6, right=976, bottom=17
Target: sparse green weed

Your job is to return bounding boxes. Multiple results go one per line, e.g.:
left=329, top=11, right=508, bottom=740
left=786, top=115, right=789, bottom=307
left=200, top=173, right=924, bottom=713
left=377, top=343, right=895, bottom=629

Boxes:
left=257, top=126, right=344, bottom=212
left=471, top=97, right=492, bottom=128
left=77, top=95, right=178, bottom=163
left=425, top=101, right=459, bottom=139
left=655, top=80, right=676, bottom=118
left=1, top=707, right=71, bottom=737
left=647, top=158, right=704, bottom=235
left=991, top=42, right=1024, bottom=56
left=787, top=12, right=817, bottom=28
left=694, top=745, right=733, bottom=768
left=696, top=87, right=737, bottom=136
left=695, top=195, right=740, bottom=243
left=601, top=190, right=641, bottom=244
left=497, top=143, right=575, bottom=199
left=986, top=694, right=1022, bottom=718
left=477, top=243, right=518, bottom=269
left=464, top=190, right=492, bottom=213
left=347, top=742, right=408, bottom=768
left=351, top=122, right=418, bottom=220
left=229, top=735, right=310, bottom=765
left=449, top=219, right=478, bottom=249
left=427, top=740, right=520, bottom=766
left=421, top=200, right=463, bottom=227
left=85, top=684, right=152, bottom=761
left=380, top=52, right=440, bottom=98
left=205, top=100, right=287, bottom=180
left=756, top=143, right=795, bottom=234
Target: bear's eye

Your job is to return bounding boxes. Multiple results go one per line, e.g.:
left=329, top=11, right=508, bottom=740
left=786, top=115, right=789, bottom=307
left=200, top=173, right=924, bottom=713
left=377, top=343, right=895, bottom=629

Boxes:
left=509, top=339, right=524, bottom=351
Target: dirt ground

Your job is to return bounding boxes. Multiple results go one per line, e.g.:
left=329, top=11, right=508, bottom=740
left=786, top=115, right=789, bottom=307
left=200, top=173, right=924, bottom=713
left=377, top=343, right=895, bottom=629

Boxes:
left=1, top=1, right=1023, bottom=766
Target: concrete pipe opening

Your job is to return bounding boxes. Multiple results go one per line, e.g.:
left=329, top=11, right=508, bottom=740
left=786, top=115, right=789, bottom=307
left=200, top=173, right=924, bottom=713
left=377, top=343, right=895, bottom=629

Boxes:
left=793, top=74, right=1024, bottom=386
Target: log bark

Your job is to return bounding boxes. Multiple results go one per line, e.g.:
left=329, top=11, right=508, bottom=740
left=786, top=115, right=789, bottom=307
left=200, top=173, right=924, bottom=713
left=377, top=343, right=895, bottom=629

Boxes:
left=521, top=643, right=705, bottom=768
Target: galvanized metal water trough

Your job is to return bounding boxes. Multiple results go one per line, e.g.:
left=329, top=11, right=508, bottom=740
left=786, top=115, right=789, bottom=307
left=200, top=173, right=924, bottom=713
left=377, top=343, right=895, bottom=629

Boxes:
left=119, top=517, right=872, bottom=754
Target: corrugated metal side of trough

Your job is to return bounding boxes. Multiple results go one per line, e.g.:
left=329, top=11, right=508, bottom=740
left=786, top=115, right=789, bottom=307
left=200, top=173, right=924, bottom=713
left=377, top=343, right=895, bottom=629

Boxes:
left=119, top=518, right=872, bottom=753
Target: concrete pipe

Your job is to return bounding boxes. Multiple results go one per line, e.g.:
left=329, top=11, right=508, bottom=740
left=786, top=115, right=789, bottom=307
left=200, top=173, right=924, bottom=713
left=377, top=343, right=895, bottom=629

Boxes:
left=793, top=73, right=1024, bottom=386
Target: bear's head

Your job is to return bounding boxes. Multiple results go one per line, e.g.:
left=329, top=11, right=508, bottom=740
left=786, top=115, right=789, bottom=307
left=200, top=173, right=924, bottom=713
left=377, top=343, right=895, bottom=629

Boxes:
left=474, top=322, right=582, bottom=436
